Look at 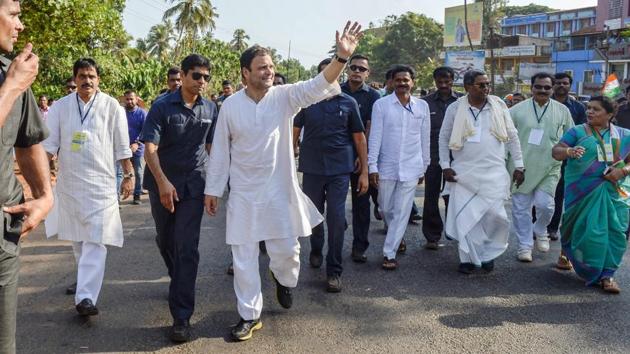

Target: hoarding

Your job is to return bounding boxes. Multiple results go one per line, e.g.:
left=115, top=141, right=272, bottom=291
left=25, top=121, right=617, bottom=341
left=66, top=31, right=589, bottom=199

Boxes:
left=518, top=62, right=556, bottom=82
left=445, top=50, right=486, bottom=84
left=444, top=2, right=483, bottom=47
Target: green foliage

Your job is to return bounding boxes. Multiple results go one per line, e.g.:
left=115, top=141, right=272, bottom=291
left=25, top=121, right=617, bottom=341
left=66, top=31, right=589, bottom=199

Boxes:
left=277, top=58, right=311, bottom=83
left=503, top=3, right=556, bottom=17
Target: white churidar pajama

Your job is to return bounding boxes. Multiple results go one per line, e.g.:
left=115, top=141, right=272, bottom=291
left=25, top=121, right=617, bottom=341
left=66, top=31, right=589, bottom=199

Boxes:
left=379, top=179, right=418, bottom=259
left=511, top=190, right=555, bottom=251
left=72, top=241, right=107, bottom=305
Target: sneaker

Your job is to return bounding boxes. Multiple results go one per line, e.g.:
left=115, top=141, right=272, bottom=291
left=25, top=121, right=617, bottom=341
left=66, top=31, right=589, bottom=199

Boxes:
left=351, top=250, right=367, bottom=263
left=309, top=252, right=323, bottom=268
left=231, top=318, right=262, bottom=341
left=556, top=255, right=573, bottom=270
left=548, top=231, right=559, bottom=241
left=132, top=195, right=141, bottom=205
left=535, top=234, right=550, bottom=252
left=517, top=249, right=533, bottom=262
left=458, top=262, right=476, bottom=274
left=270, top=272, right=292, bottom=309
left=326, top=274, right=342, bottom=293
left=169, top=319, right=191, bottom=343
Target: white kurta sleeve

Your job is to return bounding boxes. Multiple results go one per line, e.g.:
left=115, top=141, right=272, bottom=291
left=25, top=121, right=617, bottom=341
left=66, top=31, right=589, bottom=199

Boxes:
left=368, top=99, right=384, bottom=174
left=42, top=102, right=61, bottom=154
left=421, top=101, right=431, bottom=174
left=439, top=102, right=458, bottom=169
left=113, top=103, right=132, bottom=161
left=205, top=107, right=230, bottom=197
left=504, top=108, right=524, bottom=168
left=286, top=72, right=341, bottom=111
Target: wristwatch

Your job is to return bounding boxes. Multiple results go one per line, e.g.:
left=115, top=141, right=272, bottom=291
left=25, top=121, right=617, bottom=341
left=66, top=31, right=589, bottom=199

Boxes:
left=333, top=54, right=348, bottom=64
left=123, top=172, right=134, bottom=179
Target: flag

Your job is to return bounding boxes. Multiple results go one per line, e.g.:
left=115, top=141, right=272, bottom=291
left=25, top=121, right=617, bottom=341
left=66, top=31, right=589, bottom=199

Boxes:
left=602, top=73, right=622, bottom=99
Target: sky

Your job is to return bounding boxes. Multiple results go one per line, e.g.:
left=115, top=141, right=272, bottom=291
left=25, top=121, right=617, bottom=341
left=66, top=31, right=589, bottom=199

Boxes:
left=123, top=0, right=598, bottom=67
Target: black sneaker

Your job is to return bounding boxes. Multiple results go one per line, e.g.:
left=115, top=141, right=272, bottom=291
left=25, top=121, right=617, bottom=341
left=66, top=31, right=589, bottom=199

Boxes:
left=75, top=298, right=99, bottom=316
left=309, top=251, right=323, bottom=268
left=270, top=272, right=293, bottom=309
left=458, top=263, right=476, bottom=274
left=65, top=282, right=77, bottom=295
left=481, top=260, right=495, bottom=273
left=351, top=250, right=367, bottom=263
left=231, top=318, right=262, bottom=341
left=169, top=319, right=191, bottom=343
left=326, top=274, right=342, bottom=293
left=133, top=195, right=141, bottom=205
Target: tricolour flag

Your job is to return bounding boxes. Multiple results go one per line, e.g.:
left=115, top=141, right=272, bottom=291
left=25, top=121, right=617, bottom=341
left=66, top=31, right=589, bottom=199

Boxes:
left=602, top=73, right=622, bottom=99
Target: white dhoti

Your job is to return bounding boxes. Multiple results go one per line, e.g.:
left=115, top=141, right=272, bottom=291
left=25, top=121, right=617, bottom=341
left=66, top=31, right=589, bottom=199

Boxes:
left=511, top=189, right=555, bottom=251
left=379, top=179, right=417, bottom=259
left=72, top=241, right=107, bottom=305
left=231, top=238, right=300, bottom=320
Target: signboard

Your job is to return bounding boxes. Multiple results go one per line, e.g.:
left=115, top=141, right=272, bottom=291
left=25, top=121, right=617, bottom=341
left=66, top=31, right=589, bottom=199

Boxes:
left=518, top=62, right=556, bottom=81
left=605, top=18, right=622, bottom=30
left=502, top=14, right=548, bottom=27
left=444, top=2, right=483, bottom=47
left=493, top=45, right=536, bottom=57
left=445, top=50, right=486, bottom=84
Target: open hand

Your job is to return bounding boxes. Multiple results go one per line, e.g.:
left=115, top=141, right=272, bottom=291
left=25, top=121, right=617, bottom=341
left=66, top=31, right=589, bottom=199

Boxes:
left=336, top=21, right=363, bottom=59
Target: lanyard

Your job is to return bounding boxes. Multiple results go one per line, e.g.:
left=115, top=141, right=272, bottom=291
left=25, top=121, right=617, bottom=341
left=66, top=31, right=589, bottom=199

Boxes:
left=591, top=124, right=617, bottom=164
left=76, top=91, right=98, bottom=125
left=532, top=100, right=549, bottom=124
left=468, top=100, right=487, bottom=122
left=402, top=102, right=413, bottom=115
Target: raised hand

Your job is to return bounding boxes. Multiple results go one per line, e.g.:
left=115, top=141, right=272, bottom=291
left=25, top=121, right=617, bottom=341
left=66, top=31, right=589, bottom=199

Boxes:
left=336, top=21, right=363, bottom=59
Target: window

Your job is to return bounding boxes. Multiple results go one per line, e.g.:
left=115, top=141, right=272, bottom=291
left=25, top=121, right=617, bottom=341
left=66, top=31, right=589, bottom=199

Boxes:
left=517, top=25, right=527, bottom=35
left=610, top=63, right=625, bottom=77
left=579, top=18, right=591, bottom=29
left=561, top=20, right=572, bottom=34
left=571, top=36, right=586, bottom=50
left=584, top=70, right=594, bottom=83
left=564, top=70, right=574, bottom=79
left=609, top=0, right=622, bottom=19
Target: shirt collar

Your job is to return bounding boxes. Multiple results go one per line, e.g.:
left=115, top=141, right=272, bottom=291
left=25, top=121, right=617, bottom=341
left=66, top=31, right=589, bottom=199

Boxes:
left=389, top=93, right=416, bottom=106
left=341, top=81, right=369, bottom=93
left=428, top=90, right=459, bottom=102
left=169, top=88, right=204, bottom=106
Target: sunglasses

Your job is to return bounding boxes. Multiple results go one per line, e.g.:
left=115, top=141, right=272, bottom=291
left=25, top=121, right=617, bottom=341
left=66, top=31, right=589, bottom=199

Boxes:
left=473, top=82, right=490, bottom=88
left=349, top=65, right=368, bottom=73
left=191, top=72, right=211, bottom=82
left=533, top=84, right=553, bottom=90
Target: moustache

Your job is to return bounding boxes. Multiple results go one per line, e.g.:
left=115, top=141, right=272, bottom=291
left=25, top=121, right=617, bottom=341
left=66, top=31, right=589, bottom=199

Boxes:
left=397, top=85, right=410, bottom=89
left=81, top=84, right=93, bottom=88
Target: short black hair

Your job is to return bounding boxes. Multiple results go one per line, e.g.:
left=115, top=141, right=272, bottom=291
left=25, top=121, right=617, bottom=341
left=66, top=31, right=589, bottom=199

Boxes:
left=530, top=72, right=555, bottom=85
left=222, top=80, right=232, bottom=87
left=274, top=73, right=287, bottom=84
left=554, top=72, right=573, bottom=85
left=73, top=58, right=100, bottom=77
left=240, top=45, right=272, bottom=70
left=390, top=64, right=415, bottom=80
left=65, top=77, right=75, bottom=84
left=123, top=89, right=136, bottom=96
left=590, top=95, right=617, bottom=114
left=463, top=70, right=486, bottom=86
left=512, top=92, right=524, bottom=98
left=349, top=54, right=369, bottom=64
left=385, top=67, right=395, bottom=81
left=317, top=58, right=332, bottom=73
left=433, top=66, right=455, bottom=80
left=167, top=66, right=181, bottom=77
left=181, top=54, right=210, bottom=75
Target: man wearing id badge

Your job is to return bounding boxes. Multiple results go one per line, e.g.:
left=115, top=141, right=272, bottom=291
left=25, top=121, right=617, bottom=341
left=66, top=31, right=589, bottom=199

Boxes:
left=43, top=58, right=134, bottom=318
left=508, top=72, right=574, bottom=263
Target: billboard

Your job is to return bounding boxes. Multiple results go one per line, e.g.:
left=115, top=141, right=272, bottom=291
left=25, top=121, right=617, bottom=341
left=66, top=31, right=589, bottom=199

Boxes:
left=445, top=50, right=486, bottom=84
left=518, top=63, right=556, bottom=82
left=444, top=2, right=483, bottom=47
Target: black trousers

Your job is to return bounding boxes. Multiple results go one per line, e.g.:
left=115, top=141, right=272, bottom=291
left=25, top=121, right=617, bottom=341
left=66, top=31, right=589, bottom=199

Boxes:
left=303, top=173, right=349, bottom=276
left=547, top=163, right=565, bottom=233
left=422, top=163, right=449, bottom=242
left=350, top=172, right=371, bottom=253
left=150, top=192, right=204, bottom=321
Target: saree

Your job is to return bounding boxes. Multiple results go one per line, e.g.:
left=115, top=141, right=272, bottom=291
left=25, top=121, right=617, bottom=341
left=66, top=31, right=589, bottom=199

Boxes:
left=560, top=124, right=630, bottom=285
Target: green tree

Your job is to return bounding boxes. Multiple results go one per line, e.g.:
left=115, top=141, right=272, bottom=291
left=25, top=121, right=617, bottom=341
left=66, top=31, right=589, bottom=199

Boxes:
left=146, top=20, right=176, bottom=61
left=230, top=29, right=250, bottom=52
left=163, top=0, right=219, bottom=54
left=277, top=58, right=310, bottom=83
left=503, top=3, right=556, bottom=17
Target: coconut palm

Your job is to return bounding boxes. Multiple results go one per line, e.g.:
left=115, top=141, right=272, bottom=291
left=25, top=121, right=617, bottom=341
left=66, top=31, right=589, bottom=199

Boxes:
left=230, top=28, right=249, bottom=52
left=163, top=0, right=218, bottom=48
left=146, top=20, right=175, bottom=60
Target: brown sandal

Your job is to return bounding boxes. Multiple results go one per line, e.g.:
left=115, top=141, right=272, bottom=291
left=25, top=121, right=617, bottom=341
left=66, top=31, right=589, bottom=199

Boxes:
left=601, top=278, right=621, bottom=294
left=556, top=255, right=573, bottom=271
left=382, top=257, right=398, bottom=270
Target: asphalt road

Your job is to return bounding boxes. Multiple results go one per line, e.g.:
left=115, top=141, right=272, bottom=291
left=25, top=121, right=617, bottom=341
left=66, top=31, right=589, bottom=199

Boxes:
left=15, top=188, right=630, bottom=353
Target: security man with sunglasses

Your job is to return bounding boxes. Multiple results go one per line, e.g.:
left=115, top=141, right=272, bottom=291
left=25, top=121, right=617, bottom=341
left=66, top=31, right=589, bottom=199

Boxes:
left=141, top=54, right=218, bottom=343
left=340, top=54, right=381, bottom=263
left=508, top=72, right=574, bottom=263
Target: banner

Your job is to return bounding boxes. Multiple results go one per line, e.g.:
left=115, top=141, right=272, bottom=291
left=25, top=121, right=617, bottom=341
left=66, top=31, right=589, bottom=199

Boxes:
left=445, top=51, right=486, bottom=84
left=444, top=2, right=483, bottom=47
left=518, top=63, right=556, bottom=82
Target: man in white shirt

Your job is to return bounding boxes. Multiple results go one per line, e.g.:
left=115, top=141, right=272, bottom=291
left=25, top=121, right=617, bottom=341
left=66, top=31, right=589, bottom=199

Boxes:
left=204, top=21, right=363, bottom=341
left=368, top=65, right=431, bottom=270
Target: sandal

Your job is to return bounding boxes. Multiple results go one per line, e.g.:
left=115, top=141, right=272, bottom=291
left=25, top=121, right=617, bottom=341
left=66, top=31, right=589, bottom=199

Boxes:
left=397, top=239, right=406, bottom=254
left=601, top=278, right=621, bottom=294
left=382, top=257, right=398, bottom=270
left=555, top=255, right=573, bottom=271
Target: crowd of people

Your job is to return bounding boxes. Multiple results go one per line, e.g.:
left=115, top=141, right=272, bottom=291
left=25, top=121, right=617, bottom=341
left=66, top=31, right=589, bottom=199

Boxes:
left=1, top=1, right=629, bottom=351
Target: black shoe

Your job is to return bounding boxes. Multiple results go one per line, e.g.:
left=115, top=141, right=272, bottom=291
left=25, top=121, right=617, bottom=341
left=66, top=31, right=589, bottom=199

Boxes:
left=411, top=214, right=422, bottom=221
left=65, top=282, right=77, bottom=295
left=271, top=272, right=292, bottom=309
left=227, top=263, right=234, bottom=276
left=458, top=263, right=476, bottom=274
left=548, top=231, right=559, bottom=241
left=231, top=318, right=262, bottom=341
left=326, top=274, right=342, bottom=293
left=133, top=195, right=141, bottom=205
left=374, top=207, right=383, bottom=220
left=424, top=241, right=439, bottom=250
left=481, top=260, right=495, bottom=273
left=259, top=241, right=267, bottom=255
left=351, top=250, right=367, bottom=263
left=75, top=298, right=98, bottom=316
left=169, top=319, right=191, bottom=343
left=309, top=252, right=323, bottom=268
left=397, top=239, right=406, bottom=254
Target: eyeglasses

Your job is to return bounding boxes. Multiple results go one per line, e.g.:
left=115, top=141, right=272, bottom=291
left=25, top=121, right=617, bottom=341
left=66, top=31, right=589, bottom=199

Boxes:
left=349, top=65, right=368, bottom=73
left=191, top=72, right=211, bottom=82
left=533, top=84, right=553, bottom=91
left=473, top=82, right=490, bottom=88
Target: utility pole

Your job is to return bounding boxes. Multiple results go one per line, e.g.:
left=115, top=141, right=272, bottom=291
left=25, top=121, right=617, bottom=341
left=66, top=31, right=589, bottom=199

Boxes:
left=287, top=40, right=292, bottom=83
left=490, top=25, right=496, bottom=92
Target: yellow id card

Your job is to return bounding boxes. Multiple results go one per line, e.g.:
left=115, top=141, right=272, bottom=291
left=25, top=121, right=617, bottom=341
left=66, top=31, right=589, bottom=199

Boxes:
left=71, top=131, right=88, bottom=152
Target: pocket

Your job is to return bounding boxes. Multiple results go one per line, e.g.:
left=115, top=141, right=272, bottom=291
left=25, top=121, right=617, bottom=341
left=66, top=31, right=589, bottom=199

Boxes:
left=2, top=211, right=23, bottom=255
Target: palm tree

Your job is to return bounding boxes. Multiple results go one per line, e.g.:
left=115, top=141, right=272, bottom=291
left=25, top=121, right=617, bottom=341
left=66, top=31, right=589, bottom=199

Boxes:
left=163, top=0, right=219, bottom=53
left=146, top=20, right=175, bottom=60
left=230, top=28, right=249, bottom=52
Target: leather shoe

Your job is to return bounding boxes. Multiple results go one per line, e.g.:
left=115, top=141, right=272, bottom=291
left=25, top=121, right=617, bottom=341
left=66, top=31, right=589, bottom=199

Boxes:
left=169, top=319, right=191, bottom=343
left=227, top=263, right=234, bottom=275
left=481, top=260, right=495, bottom=273
left=458, top=263, right=476, bottom=274
left=548, top=231, right=559, bottom=241
left=75, top=298, right=98, bottom=316
left=373, top=206, right=382, bottom=220
left=424, top=241, right=439, bottom=250
left=351, top=250, right=367, bottom=263
left=66, top=282, right=77, bottom=295
left=309, top=252, right=323, bottom=268
left=231, top=318, right=262, bottom=341
left=271, top=272, right=292, bottom=309
left=326, top=274, right=342, bottom=293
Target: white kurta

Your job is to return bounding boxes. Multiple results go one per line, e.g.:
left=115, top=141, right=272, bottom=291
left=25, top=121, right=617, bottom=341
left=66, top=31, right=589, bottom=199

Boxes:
left=205, top=73, right=340, bottom=245
left=42, top=92, right=132, bottom=247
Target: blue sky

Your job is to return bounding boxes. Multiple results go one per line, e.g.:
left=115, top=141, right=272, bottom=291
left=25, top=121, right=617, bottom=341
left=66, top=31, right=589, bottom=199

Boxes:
left=123, top=0, right=597, bottom=67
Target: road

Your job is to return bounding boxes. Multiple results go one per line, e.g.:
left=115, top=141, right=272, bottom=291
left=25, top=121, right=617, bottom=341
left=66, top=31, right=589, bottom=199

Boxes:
left=15, top=188, right=630, bottom=353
